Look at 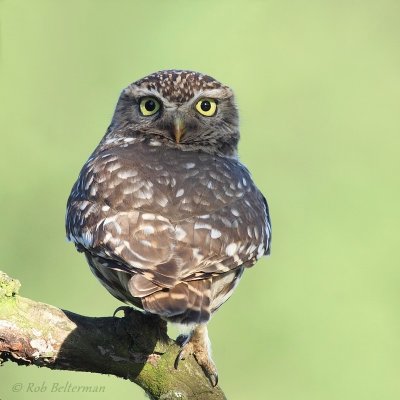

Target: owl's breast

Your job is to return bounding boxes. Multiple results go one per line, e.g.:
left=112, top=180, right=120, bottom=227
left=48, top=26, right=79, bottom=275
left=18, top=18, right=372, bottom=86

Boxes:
left=67, top=140, right=270, bottom=298
left=79, top=141, right=257, bottom=222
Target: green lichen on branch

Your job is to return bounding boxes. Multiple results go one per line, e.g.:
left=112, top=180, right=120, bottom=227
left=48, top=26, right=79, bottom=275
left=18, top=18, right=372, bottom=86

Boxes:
left=0, top=271, right=21, bottom=298
left=0, top=271, right=227, bottom=399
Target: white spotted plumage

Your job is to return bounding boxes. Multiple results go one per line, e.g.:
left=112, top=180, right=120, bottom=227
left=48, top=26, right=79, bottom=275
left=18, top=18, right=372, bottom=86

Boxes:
left=66, top=70, right=271, bottom=386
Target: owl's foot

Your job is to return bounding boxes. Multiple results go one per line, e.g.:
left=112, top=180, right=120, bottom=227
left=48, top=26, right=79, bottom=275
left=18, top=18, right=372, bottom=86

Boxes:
left=174, top=324, right=218, bottom=387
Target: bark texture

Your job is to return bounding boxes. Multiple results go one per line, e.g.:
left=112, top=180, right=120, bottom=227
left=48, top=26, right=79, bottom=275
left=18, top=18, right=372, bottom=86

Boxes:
left=0, top=271, right=227, bottom=400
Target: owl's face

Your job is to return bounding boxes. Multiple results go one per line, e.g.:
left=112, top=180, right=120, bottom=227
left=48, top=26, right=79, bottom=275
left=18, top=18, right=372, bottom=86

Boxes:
left=106, top=70, right=240, bottom=157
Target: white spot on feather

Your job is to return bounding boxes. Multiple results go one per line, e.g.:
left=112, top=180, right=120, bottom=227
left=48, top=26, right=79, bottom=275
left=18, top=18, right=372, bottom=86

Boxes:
left=257, top=243, right=265, bottom=258
left=211, top=229, right=222, bottom=239
left=90, top=186, right=97, bottom=196
left=157, top=196, right=168, bottom=207
left=225, top=243, right=237, bottom=256
left=137, top=189, right=152, bottom=200
left=142, top=213, right=156, bottom=220
left=102, top=216, right=118, bottom=226
left=107, top=162, right=121, bottom=172
left=156, top=215, right=169, bottom=222
left=231, top=208, right=239, bottom=217
left=175, top=226, right=187, bottom=240
left=254, top=226, right=260, bottom=240
left=123, top=186, right=136, bottom=195
left=114, top=244, right=125, bottom=255
left=194, top=222, right=212, bottom=230
left=114, top=222, right=122, bottom=235
left=84, top=175, right=94, bottom=190
left=117, top=169, right=138, bottom=179
left=143, top=225, right=155, bottom=235
left=79, top=201, right=90, bottom=211
left=176, top=189, right=184, bottom=197
left=247, top=244, right=257, bottom=254
left=81, top=230, right=93, bottom=247
left=192, top=248, right=204, bottom=263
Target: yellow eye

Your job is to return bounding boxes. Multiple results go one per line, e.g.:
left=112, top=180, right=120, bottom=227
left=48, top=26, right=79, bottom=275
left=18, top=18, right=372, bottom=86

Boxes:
left=139, top=97, right=160, bottom=116
left=195, top=98, right=217, bottom=117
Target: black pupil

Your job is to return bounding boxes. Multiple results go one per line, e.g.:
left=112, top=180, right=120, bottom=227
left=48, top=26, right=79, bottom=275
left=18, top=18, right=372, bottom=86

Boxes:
left=145, top=99, right=156, bottom=112
left=201, top=100, right=211, bottom=112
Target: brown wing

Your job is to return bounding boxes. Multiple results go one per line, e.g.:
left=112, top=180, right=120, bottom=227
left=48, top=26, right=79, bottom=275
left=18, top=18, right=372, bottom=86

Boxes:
left=66, top=141, right=271, bottom=322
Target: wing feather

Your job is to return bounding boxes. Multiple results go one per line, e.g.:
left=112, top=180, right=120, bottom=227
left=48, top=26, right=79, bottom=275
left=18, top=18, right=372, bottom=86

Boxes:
left=66, top=142, right=271, bottom=321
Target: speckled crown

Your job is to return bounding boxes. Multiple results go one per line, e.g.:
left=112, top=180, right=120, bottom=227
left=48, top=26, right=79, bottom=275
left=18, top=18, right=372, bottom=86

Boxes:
left=133, top=70, right=225, bottom=103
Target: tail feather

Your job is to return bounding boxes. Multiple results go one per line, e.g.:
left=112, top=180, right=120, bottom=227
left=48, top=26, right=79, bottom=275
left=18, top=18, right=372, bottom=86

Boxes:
left=141, top=278, right=212, bottom=324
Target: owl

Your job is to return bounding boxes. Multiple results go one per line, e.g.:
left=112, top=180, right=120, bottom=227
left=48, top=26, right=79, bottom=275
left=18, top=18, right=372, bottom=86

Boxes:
left=66, top=70, right=271, bottom=386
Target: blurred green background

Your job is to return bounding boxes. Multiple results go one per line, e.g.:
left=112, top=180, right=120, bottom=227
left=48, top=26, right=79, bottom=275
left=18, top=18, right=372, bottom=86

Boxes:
left=1, top=0, right=399, bottom=399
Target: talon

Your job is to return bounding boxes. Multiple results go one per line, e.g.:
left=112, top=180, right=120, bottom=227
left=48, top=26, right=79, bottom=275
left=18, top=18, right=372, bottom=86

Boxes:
left=175, top=340, right=192, bottom=369
left=113, top=305, right=132, bottom=317
left=174, top=351, right=183, bottom=369
left=209, top=373, right=218, bottom=387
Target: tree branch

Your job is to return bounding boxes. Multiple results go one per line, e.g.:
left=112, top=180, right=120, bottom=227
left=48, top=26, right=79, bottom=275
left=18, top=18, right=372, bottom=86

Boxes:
left=0, top=271, right=227, bottom=400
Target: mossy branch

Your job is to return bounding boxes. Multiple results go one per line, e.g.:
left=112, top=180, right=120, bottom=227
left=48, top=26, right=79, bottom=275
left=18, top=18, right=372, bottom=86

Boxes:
left=0, top=271, right=226, bottom=400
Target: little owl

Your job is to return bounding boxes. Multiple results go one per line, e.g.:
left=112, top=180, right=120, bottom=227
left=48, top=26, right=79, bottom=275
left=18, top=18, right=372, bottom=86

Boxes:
left=66, top=70, right=271, bottom=386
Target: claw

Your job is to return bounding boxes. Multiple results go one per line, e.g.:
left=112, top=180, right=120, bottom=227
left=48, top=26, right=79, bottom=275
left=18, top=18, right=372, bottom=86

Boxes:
left=113, top=305, right=132, bottom=317
left=174, top=325, right=219, bottom=387
left=174, top=348, right=185, bottom=369
left=208, top=372, right=218, bottom=387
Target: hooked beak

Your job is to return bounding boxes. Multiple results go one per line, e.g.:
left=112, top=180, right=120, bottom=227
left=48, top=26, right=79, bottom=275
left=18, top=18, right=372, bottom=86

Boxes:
left=174, top=117, right=185, bottom=143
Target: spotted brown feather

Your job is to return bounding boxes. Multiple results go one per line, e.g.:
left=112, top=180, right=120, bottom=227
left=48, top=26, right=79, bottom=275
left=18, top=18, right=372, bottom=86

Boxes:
left=66, top=70, right=271, bottom=385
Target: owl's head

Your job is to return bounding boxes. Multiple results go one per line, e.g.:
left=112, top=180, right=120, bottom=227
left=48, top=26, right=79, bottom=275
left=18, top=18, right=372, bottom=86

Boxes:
left=106, top=70, right=239, bottom=157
